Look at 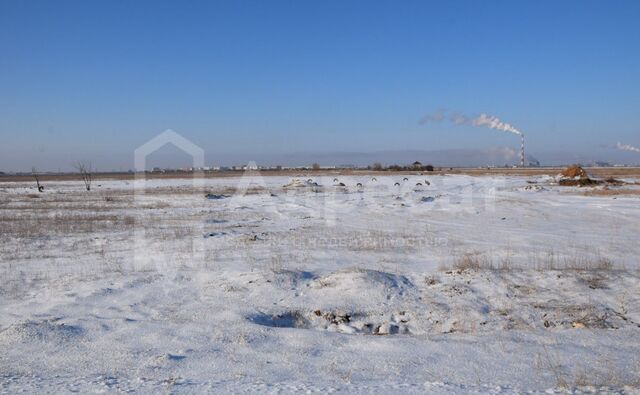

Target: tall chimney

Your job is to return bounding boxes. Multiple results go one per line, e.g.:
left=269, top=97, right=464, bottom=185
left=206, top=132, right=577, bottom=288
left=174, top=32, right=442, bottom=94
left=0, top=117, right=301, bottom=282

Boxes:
left=520, top=134, right=525, bottom=167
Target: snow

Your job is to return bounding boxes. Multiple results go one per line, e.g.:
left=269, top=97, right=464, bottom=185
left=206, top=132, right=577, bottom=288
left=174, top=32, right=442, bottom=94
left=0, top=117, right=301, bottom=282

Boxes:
left=1, top=174, right=639, bottom=392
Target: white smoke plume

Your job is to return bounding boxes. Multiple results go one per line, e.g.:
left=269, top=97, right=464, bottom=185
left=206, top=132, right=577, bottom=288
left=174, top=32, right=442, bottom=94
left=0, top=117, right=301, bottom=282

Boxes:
left=418, top=108, right=446, bottom=125
left=470, top=113, right=522, bottom=136
left=449, top=112, right=469, bottom=126
left=420, top=110, right=523, bottom=136
left=489, top=146, right=518, bottom=160
left=616, top=142, right=640, bottom=153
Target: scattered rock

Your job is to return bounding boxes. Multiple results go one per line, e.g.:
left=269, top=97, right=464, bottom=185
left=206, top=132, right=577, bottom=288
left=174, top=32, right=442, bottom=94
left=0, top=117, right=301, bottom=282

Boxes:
left=249, top=309, right=409, bottom=336
left=205, top=194, right=227, bottom=200
left=524, top=185, right=546, bottom=192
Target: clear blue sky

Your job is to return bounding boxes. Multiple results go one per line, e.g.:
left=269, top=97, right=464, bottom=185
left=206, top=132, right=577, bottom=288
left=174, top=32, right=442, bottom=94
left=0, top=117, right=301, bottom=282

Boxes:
left=1, top=0, right=639, bottom=170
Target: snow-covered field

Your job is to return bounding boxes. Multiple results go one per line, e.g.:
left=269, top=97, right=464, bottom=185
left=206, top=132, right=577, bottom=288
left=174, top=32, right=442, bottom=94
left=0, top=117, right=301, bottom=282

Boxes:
left=1, top=174, right=639, bottom=393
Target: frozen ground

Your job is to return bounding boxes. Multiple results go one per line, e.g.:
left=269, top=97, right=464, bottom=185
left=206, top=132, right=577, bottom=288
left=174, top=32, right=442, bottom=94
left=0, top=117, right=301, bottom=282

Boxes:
left=1, top=174, right=639, bottom=393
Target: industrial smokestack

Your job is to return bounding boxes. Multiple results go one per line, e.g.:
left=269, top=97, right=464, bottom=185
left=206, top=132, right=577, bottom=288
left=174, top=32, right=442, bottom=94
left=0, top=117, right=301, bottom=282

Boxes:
left=470, top=113, right=522, bottom=137
left=521, top=134, right=525, bottom=168
left=419, top=110, right=527, bottom=167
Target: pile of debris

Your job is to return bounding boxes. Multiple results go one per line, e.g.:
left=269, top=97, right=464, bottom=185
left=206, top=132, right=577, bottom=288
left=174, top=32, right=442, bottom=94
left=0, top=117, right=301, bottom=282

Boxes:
left=205, top=193, right=228, bottom=200
left=603, top=177, right=625, bottom=186
left=524, top=185, right=546, bottom=192
left=557, top=165, right=600, bottom=187
left=283, top=178, right=319, bottom=188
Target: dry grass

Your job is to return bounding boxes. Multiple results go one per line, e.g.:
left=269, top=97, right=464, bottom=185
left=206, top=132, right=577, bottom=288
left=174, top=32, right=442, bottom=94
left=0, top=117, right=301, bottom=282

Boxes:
left=0, top=213, right=134, bottom=238
left=570, top=360, right=640, bottom=389
left=0, top=189, right=151, bottom=241
left=449, top=250, right=618, bottom=272
left=452, top=252, right=483, bottom=271
left=582, top=188, right=640, bottom=196
left=2, top=167, right=640, bottom=183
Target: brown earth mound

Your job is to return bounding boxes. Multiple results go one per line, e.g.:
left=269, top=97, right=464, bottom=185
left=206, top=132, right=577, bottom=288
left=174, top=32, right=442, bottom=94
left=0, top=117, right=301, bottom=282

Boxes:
left=604, top=177, right=625, bottom=186
left=558, top=165, right=603, bottom=187
left=558, top=178, right=601, bottom=186
left=561, top=165, right=588, bottom=178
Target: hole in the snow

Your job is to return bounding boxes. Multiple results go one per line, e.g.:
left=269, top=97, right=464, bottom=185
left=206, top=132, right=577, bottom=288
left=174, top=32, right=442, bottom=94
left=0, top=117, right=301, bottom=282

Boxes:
left=203, top=232, right=227, bottom=238
left=248, top=310, right=411, bottom=335
left=249, top=311, right=308, bottom=328
left=205, top=219, right=228, bottom=224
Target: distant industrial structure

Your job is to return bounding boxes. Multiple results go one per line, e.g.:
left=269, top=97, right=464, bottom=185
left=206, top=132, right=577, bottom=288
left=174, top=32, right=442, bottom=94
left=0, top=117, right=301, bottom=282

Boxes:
left=520, top=134, right=525, bottom=168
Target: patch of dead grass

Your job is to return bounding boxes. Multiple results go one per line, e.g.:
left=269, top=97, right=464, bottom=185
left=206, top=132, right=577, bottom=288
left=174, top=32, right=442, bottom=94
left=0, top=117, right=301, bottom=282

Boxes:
left=582, top=188, right=640, bottom=196
left=447, top=250, right=617, bottom=272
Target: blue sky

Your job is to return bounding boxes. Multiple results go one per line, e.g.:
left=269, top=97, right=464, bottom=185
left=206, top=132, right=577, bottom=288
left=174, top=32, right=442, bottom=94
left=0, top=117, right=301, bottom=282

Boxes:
left=1, top=0, right=639, bottom=170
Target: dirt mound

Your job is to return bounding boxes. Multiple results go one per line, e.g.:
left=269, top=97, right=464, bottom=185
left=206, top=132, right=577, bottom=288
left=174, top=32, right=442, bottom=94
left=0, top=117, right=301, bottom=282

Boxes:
left=558, top=178, right=601, bottom=187
left=561, top=165, right=588, bottom=178
left=558, top=165, right=601, bottom=187
left=312, top=268, right=414, bottom=291
left=269, top=270, right=316, bottom=288
left=0, top=320, right=84, bottom=345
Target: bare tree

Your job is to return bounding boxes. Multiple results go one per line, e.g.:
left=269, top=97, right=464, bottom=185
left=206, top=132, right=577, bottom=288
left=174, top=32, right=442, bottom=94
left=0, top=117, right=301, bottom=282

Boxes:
left=74, top=161, right=93, bottom=191
left=32, top=167, right=44, bottom=192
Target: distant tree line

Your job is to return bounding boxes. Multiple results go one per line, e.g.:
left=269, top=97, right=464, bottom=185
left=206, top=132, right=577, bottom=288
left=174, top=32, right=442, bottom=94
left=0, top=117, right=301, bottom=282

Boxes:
left=368, top=161, right=435, bottom=172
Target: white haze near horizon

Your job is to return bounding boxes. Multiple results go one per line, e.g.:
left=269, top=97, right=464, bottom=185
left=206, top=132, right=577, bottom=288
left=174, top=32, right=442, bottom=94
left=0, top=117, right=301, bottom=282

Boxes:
left=1, top=144, right=639, bottom=173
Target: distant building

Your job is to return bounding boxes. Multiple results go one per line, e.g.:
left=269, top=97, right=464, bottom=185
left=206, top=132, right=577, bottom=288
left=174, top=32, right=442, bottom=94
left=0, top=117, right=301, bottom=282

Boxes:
left=242, top=163, right=259, bottom=170
left=528, top=159, right=541, bottom=167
